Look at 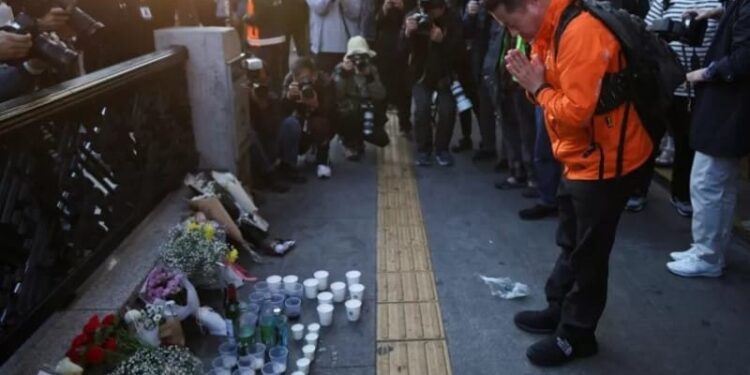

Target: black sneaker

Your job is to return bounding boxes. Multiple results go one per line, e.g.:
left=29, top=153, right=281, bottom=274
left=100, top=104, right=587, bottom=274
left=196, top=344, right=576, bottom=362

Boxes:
left=526, top=335, right=598, bottom=367
left=278, top=164, right=307, bottom=184
left=416, top=152, right=432, bottom=167
left=519, top=204, right=558, bottom=220
left=521, top=186, right=540, bottom=199
left=435, top=151, right=454, bottom=167
left=513, top=307, right=560, bottom=334
left=451, top=138, right=472, bottom=153
left=472, top=149, right=498, bottom=162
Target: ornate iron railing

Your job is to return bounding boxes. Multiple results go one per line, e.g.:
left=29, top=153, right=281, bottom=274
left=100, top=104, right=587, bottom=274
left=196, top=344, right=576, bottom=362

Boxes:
left=0, top=46, right=197, bottom=363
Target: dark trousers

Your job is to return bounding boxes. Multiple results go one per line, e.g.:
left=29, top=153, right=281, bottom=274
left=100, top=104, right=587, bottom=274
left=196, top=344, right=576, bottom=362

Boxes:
left=477, top=76, right=498, bottom=152
left=631, top=96, right=693, bottom=201
left=314, top=52, right=345, bottom=74
left=279, top=115, right=333, bottom=166
left=500, top=88, right=536, bottom=179
left=250, top=43, right=288, bottom=96
left=413, top=81, right=457, bottom=154
left=545, top=163, right=647, bottom=339
left=534, top=108, right=562, bottom=207
left=378, top=56, right=412, bottom=133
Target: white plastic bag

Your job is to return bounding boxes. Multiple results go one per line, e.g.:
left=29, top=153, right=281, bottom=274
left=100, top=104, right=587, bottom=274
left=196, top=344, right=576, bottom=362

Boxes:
left=479, top=275, right=530, bottom=299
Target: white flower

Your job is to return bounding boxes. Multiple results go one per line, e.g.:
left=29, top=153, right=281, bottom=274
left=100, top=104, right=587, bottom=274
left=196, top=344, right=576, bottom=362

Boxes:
left=124, top=309, right=142, bottom=324
left=55, top=357, right=83, bottom=375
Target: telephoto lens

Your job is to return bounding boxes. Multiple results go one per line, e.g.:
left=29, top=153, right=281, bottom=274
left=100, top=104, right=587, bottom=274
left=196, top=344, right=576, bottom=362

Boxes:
left=361, top=102, right=375, bottom=136
left=450, top=81, right=473, bottom=113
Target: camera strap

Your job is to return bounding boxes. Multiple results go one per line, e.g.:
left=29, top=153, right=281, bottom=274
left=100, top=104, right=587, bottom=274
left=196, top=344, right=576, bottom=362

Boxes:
left=338, top=1, right=352, bottom=39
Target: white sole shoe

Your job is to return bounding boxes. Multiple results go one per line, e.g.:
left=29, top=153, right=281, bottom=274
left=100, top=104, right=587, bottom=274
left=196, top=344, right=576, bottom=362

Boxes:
left=666, top=258, right=723, bottom=278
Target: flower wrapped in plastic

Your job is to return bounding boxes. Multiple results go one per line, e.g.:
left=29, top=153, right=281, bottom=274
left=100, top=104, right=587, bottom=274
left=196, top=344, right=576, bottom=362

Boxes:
left=139, top=266, right=200, bottom=321
left=159, top=219, right=230, bottom=288
left=107, top=345, right=203, bottom=375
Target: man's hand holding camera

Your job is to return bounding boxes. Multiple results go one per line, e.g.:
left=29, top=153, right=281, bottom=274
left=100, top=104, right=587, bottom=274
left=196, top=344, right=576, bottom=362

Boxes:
left=0, top=31, right=32, bottom=60
left=404, top=16, right=418, bottom=36
left=37, top=7, right=70, bottom=32
left=287, top=81, right=319, bottom=111
left=466, top=0, right=480, bottom=15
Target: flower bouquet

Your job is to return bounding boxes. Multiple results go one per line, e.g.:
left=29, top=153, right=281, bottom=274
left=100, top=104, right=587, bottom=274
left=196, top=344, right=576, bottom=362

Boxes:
left=159, top=219, right=230, bottom=288
left=61, top=314, right=142, bottom=373
left=139, top=266, right=200, bottom=321
left=107, top=345, right=203, bottom=375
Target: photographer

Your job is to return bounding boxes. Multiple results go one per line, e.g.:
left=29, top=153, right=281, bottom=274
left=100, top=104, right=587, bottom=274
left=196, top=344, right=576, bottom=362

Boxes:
left=666, top=0, right=750, bottom=277
left=375, top=0, right=415, bottom=137
left=279, top=57, right=336, bottom=180
left=400, top=0, right=463, bottom=167
left=626, top=0, right=721, bottom=215
left=307, top=0, right=362, bottom=73
left=332, top=36, right=387, bottom=161
left=239, top=0, right=289, bottom=92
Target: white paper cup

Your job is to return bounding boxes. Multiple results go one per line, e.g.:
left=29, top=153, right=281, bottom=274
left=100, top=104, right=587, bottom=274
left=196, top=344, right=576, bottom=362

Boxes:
left=330, top=282, right=347, bottom=303
left=302, top=344, right=316, bottom=360
left=345, top=270, right=361, bottom=286
left=303, top=278, right=319, bottom=299
left=345, top=299, right=362, bottom=322
left=283, top=275, right=299, bottom=292
left=348, top=283, right=365, bottom=300
left=313, top=270, right=329, bottom=290
left=291, top=324, right=305, bottom=341
left=304, top=332, right=319, bottom=346
left=317, top=291, right=333, bottom=305
left=307, top=323, right=320, bottom=335
left=317, top=304, right=334, bottom=326
left=266, top=275, right=282, bottom=292
left=296, top=358, right=311, bottom=374
left=291, top=372, right=306, bottom=375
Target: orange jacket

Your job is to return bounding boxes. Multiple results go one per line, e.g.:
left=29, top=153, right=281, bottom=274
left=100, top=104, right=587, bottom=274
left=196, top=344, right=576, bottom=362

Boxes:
left=532, top=0, right=653, bottom=180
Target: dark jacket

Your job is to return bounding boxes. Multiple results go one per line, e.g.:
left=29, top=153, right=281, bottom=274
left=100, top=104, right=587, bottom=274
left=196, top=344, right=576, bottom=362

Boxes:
left=280, top=71, right=336, bottom=119
left=398, top=8, right=464, bottom=86
left=374, top=0, right=415, bottom=64
left=461, top=2, right=493, bottom=78
left=691, top=0, right=750, bottom=157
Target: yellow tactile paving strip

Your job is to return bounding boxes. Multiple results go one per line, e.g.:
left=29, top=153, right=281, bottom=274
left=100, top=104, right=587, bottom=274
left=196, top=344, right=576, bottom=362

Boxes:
left=376, top=115, right=453, bottom=375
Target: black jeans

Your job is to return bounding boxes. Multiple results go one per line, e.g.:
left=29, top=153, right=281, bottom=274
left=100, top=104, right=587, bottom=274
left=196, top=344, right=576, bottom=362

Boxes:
left=545, top=163, right=647, bottom=339
left=478, top=76, right=498, bottom=153
left=413, top=80, right=457, bottom=154
left=378, top=57, right=412, bottom=133
left=499, top=88, right=536, bottom=179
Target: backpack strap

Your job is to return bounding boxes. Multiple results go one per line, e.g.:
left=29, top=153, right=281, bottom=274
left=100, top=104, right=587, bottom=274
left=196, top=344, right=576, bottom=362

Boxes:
left=553, top=1, right=583, bottom=61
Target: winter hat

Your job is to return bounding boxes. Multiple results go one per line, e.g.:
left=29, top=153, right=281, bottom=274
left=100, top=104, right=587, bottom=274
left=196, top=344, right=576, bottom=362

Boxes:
left=345, top=36, right=377, bottom=58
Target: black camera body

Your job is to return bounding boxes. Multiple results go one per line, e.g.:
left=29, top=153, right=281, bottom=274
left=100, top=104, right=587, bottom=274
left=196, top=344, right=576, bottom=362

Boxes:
left=23, top=0, right=104, bottom=37
left=413, top=11, right=432, bottom=35
left=649, top=14, right=708, bottom=47
left=0, top=12, right=79, bottom=68
left=299, top=79, right=316, bottom=100
left=349, top=54, right=370, bottom=71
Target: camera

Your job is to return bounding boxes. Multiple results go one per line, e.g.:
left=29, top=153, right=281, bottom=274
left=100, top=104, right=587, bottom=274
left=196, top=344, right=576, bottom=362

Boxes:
left=412, top=10, right=433, bottom=35
left=26, top=0, right=105, bottom=37
left=648, top=13, right=708, bottom=47
left=299, top=79, right=315, bottom=100
left=361, top=101, right=375, bottom=136
left=450, top=80, right=472, bottom=113
left=0, top=13, right=79, bottom=68
left=242, top=57, right=269, bottom=100
left=348, top=54, right=370, bottom=71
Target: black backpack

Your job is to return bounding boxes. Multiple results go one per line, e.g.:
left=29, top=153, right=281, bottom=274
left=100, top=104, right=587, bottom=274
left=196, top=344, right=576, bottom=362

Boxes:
left=554, top=0, right=685, bottom=176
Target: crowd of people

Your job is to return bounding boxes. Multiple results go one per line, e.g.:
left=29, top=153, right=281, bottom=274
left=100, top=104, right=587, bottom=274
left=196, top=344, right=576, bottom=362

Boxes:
left=1, top=0, right=748, bottom=368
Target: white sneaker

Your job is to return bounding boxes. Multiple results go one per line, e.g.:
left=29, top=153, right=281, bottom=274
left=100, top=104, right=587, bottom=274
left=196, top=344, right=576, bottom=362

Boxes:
left=667, top=256, right=723, bottom=278
left=317, top=164, right=332, bottom=179
left=669, top=247, right=706, bottom=261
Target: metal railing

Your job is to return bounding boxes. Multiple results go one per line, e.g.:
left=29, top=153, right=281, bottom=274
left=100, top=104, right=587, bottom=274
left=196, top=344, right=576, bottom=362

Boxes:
left=0, top=46, right=197, bottom=363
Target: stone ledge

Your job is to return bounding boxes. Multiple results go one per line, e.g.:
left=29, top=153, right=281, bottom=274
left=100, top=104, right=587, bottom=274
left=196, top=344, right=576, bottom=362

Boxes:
left=1, top=188, right=190, bottom=375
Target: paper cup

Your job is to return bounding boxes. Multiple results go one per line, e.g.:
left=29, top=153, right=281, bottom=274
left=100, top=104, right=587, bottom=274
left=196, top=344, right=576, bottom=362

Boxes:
left=307, top=323, right=320, bottom=334
left=345, top=270, right=361, bottom=286
left=266, top=275, right=282, bottom=292
left=303, top=278, right=319, bottom=299
left=330, top=282, right=347, bottom=303
left=291, top=324, right=305, bottom=341
left=291, top=372, right=306, bottom=375
left=348, top=283, right=365, bottom=300
left=317, top=304, right=334, bottom=326
left=296, top=358, right=311, bottom=374
left=317, top=291, right=333, bottom=305
left=313, top=270, right=329, bottom=290
left=345, top=299, right=362, bottom=322
left=302, top=344, right=316, bottom=360
left=305, top=332, right=319, bottom=346
left=283, top=275, right=299, bottom=292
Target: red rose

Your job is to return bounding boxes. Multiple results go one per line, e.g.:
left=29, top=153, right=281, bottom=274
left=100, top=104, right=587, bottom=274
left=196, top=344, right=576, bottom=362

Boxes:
left=71, top=333, right=89, bottom=349
left=102, top=314, right=116, bottom=327
left=83, top=315, right=100, bottom=335
left=66, top=347, right=81, bottom=364
left=86, top=346, right=106, bottom=365
left=103, top=337, right=117, bottom=351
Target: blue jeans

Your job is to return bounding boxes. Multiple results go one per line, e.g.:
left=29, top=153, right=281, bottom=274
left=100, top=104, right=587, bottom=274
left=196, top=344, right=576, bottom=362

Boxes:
left=534, top=107, right=562, bottom=207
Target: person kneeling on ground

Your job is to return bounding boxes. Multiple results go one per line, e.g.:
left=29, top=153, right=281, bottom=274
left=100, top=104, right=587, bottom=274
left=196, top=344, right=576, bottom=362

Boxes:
left=487, top=0, right=653, bottom=366
left=279, top=57, right=336, bottom=180
left=332, top=36, right=388, bottom=161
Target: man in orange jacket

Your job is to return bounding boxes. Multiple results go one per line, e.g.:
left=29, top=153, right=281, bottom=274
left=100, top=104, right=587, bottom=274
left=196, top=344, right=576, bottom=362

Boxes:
left=486, top=0, right=653, bottom=366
